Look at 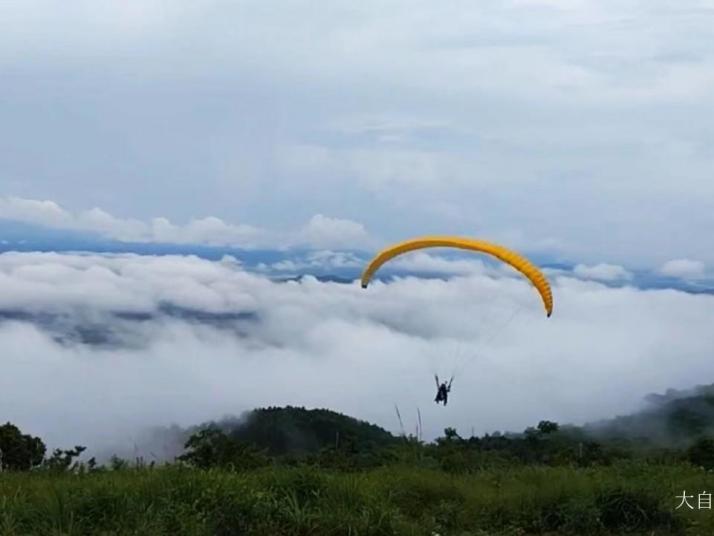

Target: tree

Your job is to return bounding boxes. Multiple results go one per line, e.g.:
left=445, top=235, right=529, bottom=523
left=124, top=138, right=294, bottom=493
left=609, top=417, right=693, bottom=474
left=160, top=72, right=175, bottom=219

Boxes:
left=178, top=428, right=269, bottom=470
left=687, top=437, right=714, bottom=470
left=0, top=422, right=46, bottom=471
left=537, top=420, right=560, bottom=434
left=442, top=428, right=462, bottom=442
left=44, top=446, right=87, bottom=473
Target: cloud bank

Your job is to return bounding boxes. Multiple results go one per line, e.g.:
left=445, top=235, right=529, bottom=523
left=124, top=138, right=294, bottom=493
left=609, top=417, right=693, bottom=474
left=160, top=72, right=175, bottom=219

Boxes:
left=1, top=251, right=713, bottom=459
left=0, top=196, right=371, bottom=250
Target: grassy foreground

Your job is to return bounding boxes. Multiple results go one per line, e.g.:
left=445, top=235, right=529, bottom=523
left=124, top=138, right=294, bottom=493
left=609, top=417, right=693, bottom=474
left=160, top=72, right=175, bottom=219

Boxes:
left=1, top=462, right=713, bottom=535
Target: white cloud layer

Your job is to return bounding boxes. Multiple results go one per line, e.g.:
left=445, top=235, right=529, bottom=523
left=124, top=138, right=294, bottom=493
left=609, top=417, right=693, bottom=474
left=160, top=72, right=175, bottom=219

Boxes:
left=0, top=196, right=371, bottom=250
left=1, top=252, right=713, bottom=458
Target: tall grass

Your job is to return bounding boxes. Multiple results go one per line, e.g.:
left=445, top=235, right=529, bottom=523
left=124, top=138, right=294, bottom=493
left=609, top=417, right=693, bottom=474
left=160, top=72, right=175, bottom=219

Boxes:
left=0, top=462, right=711, bottom=535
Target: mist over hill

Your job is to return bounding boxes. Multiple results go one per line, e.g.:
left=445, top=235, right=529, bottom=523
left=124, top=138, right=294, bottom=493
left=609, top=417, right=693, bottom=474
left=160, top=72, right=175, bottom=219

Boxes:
left=585, top=383, right=714, bottom=448
left=93, top=383, right=714, bottom=464
left=93, top=406, right=398, bottom=463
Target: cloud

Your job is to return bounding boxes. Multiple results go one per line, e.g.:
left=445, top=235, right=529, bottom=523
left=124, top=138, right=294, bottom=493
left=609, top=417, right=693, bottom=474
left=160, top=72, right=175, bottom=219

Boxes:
left=294, top=214, right=372, bottom=249
left=0, top=197, right=73, bottom=227
left=1, top=251, right=713, bottom=458
left=659, top=258, right=707, bottom=280
left=0, top=196, right=369, bottom=250
left=264, top=250, right=364, bottom=273
left=377, top=251, right=488, bottom=276
left=1, top=2, right=713, bottom=268
left=573, top=263, right=632, bottom=282
left=77, top=207, right=150, bottom=242
left=150, top=216, right=266, bottom=247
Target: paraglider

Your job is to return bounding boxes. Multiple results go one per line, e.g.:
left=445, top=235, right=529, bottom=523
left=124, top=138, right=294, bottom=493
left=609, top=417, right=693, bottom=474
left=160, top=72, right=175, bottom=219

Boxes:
left=360, top=235, right=553, bottom=317
left=360, top=235, right=554, bottom=406
left=434, top=375, right=452, bottom=406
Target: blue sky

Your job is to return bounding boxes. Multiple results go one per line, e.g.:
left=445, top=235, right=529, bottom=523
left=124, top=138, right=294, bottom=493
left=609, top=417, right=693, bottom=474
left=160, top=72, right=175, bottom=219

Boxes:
left=1, top=1, right=713, bottom=269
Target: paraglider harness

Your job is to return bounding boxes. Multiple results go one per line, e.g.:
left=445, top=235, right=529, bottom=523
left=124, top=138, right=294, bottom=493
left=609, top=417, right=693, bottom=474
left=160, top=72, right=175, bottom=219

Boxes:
left=434, top=375, right=453, bottom=406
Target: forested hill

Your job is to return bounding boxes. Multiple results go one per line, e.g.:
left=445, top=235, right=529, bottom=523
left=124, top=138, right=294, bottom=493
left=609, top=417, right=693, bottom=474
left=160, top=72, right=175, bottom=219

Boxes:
left=111, top=385, right=714, bottom=463
left=217, top=386, right=714, bottom=452
left=585, top=383, right=714, bottom=447
left=128, top=406, right=399, bottom=461
left=216, top=406, right=398, bottom=455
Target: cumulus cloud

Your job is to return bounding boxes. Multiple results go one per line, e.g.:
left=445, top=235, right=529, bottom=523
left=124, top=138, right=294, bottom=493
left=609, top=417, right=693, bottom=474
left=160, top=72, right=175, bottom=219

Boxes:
left=0, top=196, right=370, bottom=250
left=0, top=197, right=73, bottom=227
left=149, top=216, right=266, bottom=247
left=1, top=251, right=713, bottom=458
left=77, top=207, right=150, bottom=242
left=573, top=263, right=632, bottom=282
left=659, top=258, right=707, bottom=280
left=294, top=214, right=372, bottom=249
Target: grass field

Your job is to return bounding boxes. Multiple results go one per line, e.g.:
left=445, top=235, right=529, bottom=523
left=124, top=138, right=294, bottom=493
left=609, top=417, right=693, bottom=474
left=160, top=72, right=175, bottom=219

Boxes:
left=1, top=461, right=713, bottom=535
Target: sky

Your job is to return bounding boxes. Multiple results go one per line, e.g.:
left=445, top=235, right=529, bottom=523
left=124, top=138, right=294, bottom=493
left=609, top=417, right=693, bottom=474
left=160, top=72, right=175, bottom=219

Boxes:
left=1, top=1, right=713, bottom=266
left=1, top=1, right=713, bottom=454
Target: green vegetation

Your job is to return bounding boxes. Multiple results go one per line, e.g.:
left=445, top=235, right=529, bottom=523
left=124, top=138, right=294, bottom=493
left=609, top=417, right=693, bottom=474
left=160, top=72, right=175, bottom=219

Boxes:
left=210, top=406, right=399, bottom=457
left=0, top=422, right=45, bottom=471
left=0, top=460, right=710, bottom=535
left=3, top=388, right=714, bottom=535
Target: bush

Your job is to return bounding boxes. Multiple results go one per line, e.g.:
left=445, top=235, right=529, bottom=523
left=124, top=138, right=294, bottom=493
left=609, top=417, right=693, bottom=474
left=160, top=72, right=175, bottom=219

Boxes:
left=686, top=437, right=714, bottom=469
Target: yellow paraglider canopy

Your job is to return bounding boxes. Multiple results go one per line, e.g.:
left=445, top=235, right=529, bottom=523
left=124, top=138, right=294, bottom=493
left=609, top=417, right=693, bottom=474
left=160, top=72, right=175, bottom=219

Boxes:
left=360, top=236, right=553, bottom=317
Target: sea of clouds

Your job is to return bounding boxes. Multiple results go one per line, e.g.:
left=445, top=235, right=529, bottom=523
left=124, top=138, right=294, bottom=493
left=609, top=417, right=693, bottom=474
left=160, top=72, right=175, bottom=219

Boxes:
left=1, top=251, right=713, bottom=459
